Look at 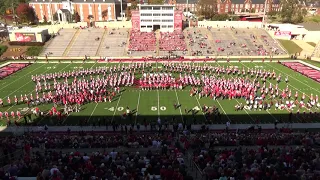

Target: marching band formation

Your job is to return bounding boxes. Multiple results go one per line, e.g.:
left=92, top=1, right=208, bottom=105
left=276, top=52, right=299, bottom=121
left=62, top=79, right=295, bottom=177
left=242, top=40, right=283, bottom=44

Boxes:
left=0, top=62, right=319, bottom=124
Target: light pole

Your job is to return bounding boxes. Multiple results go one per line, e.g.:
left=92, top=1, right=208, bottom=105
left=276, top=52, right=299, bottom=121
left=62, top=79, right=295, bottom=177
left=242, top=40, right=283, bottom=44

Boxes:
left=120, top=0, right=123, bottom=21
left=262, top=0, right=268, bottom=27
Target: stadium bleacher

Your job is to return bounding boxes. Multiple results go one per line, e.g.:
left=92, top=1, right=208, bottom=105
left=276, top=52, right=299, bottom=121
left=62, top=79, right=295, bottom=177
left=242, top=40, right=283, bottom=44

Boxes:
left=209, top=28, right=287, bottom=56
left=41, top=29, right=77, bottom=57
left=97, top=28, right=129, bottom=57
left=66, top=28, right=105, bottom=57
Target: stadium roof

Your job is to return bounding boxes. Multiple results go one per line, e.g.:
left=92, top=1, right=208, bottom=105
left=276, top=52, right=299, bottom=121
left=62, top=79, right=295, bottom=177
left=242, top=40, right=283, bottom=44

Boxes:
left=8, top=28, right=48, bottom=33
left=299, top=22, right=320, bottom=31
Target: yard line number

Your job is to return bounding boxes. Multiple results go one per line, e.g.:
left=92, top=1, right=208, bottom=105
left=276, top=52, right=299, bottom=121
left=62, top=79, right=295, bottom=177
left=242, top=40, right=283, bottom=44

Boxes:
left=105, top=106, right=167, bottom=112
left=106, top=107, right=124, bottom=111
left=151, top=106, right=166, bottom=111
left=46, top=66, right=56, bottom=69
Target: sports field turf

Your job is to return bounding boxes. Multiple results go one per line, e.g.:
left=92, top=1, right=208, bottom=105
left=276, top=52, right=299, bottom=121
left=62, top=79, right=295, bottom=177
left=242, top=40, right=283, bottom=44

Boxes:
left=0, top=60, right=319, bottom=126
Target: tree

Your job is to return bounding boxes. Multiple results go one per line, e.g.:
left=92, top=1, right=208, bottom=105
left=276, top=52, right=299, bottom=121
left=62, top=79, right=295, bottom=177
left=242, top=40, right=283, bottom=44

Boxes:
left=196, top=0, right=217, bottom=19
left=43, top=15, right=47, bottom=23
left=53, top=12, right=58, bottom=21
left=126, top=0, right=138, bottom=19
left=212, top=14, right=230, bottom=21
left=147, top=0, right=164, bottom=4
left=267, top=10, right=278, bottom=16
left=73, top=12, right=80, bottom=22
left=279, top=0, right=308, bottom=23
left=16, top=3, right=36, bottom=23
left=250, top=8, right=256, bottom=13
left=101, top=9, right=108, bottom=20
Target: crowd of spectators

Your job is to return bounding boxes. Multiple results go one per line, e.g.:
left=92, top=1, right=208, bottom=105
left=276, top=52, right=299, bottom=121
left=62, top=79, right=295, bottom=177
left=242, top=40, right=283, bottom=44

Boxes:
left=188, top=132, right=320, bottom=147
left=2, top=128, right=320, bottom=179
left=186, top=29, right=214, bottom=56
left=193, top=146, right=320, bottom=180
left=159, top=31, right=187, bottom=52
left=0, top=130, right=191, bottom=180
left=128, top=31, right=156, bottom=51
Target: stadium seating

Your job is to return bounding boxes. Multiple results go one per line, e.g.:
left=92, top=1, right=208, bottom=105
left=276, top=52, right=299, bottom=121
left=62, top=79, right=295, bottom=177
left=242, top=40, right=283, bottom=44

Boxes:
left=0, top=132, right=187, bottom=180
left=209, top=28, right=287, bottom=56
left=98, top=28, right=129, bottom=57
left=159, top=31, right=187, bottom=51
left=128, top=31, right=156, bottom=51
left=41, top=28, right=77, bottom=57
left=67, top=28, right=105, bottom=57
left=185, top=28, right=214, bottom=56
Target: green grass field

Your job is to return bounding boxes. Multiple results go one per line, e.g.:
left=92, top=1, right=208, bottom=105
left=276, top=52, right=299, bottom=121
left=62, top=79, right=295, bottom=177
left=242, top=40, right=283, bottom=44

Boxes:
left=0, top=60, right=319, bottom=126
left=278, top=40, right=303, bottom=55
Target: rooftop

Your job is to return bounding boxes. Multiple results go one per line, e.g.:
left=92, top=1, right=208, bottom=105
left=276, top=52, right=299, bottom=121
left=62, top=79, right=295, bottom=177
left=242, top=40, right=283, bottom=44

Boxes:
left=8, top=27, right=48, bottom=33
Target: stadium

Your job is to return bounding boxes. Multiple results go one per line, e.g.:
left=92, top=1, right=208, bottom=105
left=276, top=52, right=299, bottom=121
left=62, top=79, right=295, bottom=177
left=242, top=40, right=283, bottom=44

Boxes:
left=0, top=1, right=320, bottom=180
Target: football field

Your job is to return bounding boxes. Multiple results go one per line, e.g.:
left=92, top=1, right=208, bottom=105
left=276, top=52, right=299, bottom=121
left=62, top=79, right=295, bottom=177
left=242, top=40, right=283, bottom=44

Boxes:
left=0, top=60, right=319, bottom=126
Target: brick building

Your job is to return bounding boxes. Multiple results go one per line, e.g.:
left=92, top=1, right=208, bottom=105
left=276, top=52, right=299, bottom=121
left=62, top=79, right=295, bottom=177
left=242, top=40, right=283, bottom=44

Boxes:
left=29, top=0, right=121, bottom=23
left=168, top=0, right=281, bottom=14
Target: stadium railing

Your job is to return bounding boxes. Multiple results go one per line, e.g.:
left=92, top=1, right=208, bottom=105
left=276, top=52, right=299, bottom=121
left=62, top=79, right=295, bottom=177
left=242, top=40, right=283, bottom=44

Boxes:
left=187, top=152, right=205, bottom=180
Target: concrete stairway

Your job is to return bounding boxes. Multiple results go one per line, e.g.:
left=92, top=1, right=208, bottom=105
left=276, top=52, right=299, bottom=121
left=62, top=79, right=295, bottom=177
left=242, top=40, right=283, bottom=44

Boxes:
left=311, top=40, right=320, bottom=57
left=292, top=40, right=315, bottom=58
left=183, top=29, right=192, bottom=56
left=95, top=29, right=108, bottom=56
left=62, top=29, right=80, bottom=57
left=155, top=30, right=160, bottom=56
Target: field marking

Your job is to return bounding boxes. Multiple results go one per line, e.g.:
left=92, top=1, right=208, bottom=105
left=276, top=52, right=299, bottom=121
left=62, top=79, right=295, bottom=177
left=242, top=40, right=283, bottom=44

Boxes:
left=174, top=89, right=184, bottom=122
left=216, top=99, right=231, bottom=122
left=195, top=96, right=207, bottom=121
left=220, top=62, right=255, bottom=123
left=240, top=62, right=279, bottom=122
left=157, top=90, right=160, bottom=117
left=2, top=64, right=55, bottom=114
left=61, top=62, right=98, bottom=125
left=267, top=63, right=320, bottom=92
left=34, top=63, right=84, bottom=125
left=0, top=64, right=47, bottom=91
left=87, top=103, right=98, bottom=124
left=111, top=93, right=122, bottom=123
left=134, top=90, right=141, bottom=125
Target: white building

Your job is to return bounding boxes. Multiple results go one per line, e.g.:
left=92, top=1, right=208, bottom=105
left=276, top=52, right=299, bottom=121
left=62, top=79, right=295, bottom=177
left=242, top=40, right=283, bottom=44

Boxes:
left=139, top=4, right=175, bottom=32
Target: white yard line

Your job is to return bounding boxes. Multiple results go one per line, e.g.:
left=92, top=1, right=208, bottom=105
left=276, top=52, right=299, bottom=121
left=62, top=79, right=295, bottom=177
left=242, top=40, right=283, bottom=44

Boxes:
left=195, top=96, right=207, bottom=121
left=0, top=63, right=46, bottom=91
left=298, top=60, right=320, bottom=71
left=216, top=99, right=231, bottom=122
left=157, top=90, right=160, bottom=117
left=61, top=62, right=97, bottom=125
left=87, top=103, right=99, bottom=123
left=111, top=94, right=122, bottom=123
left=222, top=62, right=255, bottom=123
left=266, top=63, right=319, bottom=92
left=174, top=89, right=184, bottom=122
left=134, top=90, right=141, bottom=125
left=240, top=62, right=279, bottom=122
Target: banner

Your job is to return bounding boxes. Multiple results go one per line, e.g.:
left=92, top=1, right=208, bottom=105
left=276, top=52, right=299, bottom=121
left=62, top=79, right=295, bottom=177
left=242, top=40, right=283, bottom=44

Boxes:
left=131, top=11, right=140, bottom=31
left=15, top=32, right=36, bottom=42
left=174, top=11, right=183, bottom=31
left=274, top=31, right=291, bottom=36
